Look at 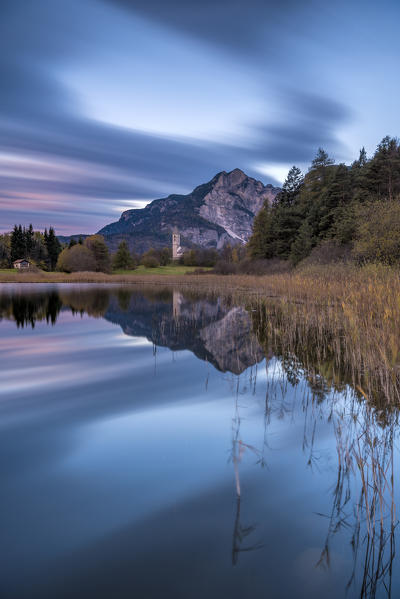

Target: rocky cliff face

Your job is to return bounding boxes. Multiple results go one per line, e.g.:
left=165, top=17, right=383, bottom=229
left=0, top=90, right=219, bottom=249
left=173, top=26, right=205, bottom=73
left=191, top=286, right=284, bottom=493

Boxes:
left=98, top=168, right=280, bottom=252
left=199, top=169, right=275, bottom=242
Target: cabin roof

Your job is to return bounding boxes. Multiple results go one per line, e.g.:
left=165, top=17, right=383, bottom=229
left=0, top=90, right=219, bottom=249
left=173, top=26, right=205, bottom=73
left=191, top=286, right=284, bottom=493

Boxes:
left=13, top=258, right=30, bottom=264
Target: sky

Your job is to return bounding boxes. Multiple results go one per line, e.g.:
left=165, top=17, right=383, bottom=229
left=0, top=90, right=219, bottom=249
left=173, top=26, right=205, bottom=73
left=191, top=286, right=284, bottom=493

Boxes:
left=0, top=0, right=399, bottom=234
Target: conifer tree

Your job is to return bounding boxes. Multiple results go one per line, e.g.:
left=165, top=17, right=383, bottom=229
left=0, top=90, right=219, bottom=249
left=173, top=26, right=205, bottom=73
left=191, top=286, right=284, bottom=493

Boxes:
left=367, top=136, right=400, bottom=201
left=318, top=163, right=352, bottom=238
left=31, top=232, right=48, bottom=267
left=11, top=225, right=26, bottom=261
left=26, top=224, right=34, bottom=257
left=45, top=227, right=61, bottom=270
left=112, top=241, right=135, bottom=270
left=270, top=166, right=304, bottom=257
left=274, top=166, right=303, bottom=207
left=248, top=204, right=274, bottom=259
left=84, top=235, right=111, bottom=272
left=290, top=221, right=313, bottom=265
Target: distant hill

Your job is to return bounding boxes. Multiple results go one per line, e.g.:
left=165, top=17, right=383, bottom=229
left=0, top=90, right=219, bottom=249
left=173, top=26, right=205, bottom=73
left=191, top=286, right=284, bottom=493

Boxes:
left=97, top=169, right=280, bottom=253
left=57, top=234, right=89, bottom=245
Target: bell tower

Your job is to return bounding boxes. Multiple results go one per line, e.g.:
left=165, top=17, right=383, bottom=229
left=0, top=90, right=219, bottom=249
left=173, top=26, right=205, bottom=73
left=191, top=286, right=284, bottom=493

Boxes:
left=172, top=229, right=180, bottom=260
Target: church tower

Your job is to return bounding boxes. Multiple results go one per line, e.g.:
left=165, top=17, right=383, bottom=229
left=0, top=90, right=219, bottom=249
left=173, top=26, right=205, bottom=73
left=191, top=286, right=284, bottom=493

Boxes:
left=172, top=230, right=181, bottom=260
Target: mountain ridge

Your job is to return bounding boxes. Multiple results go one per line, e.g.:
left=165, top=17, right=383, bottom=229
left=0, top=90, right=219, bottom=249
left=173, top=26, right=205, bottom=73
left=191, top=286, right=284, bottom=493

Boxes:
left=97, top=168, right=280, bottom=252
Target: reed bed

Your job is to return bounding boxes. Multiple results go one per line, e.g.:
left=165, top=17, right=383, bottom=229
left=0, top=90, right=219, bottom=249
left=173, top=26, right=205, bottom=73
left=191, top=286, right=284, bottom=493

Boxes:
left=238, top=264, right=400, bottom=408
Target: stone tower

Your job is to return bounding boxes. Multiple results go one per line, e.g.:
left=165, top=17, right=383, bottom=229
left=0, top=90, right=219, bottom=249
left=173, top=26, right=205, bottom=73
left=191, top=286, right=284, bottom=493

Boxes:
left=172, top=230, right=181, bottom=260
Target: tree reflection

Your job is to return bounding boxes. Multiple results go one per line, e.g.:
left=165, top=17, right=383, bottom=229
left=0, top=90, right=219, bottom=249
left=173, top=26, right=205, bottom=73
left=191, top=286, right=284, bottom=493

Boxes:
left=0, top=291, right=62, bottom=328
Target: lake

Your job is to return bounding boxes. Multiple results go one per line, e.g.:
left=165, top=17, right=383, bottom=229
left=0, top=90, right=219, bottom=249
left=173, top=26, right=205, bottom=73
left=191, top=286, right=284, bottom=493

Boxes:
left=0, top=283, right=398, bottom=598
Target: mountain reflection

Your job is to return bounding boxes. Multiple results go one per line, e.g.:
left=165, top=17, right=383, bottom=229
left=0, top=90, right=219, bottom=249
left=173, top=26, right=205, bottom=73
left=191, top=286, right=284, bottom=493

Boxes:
left=0, top=286, right=264, bottom=375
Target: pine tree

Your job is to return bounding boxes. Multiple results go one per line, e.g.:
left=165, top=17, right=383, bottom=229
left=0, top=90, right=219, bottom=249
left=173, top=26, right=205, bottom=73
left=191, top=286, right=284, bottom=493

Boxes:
left=84, top=235, right=111, bottom=272
left=350, top=148, right=370, bottom=203
left=26, top=224, right=34, bottom=257
left=298, top=148, right=336, bottom=241
left=358, top=147, right=367, bottom=168
left=269, top=166, right=304, bottom=258
left=318, top=163, right=352, bottom=239
left=11, top=225, right=26, bottom=261
left=0, top=233, right=11, bottom=267
left=310, top=147, right=334, bottom=171
left=290, top=221, right=313, bottom=265
left=274, top=166, right=303, bottom=208
left=30, top=232, right=48, bottom=267
left=248, top=204, right=275, bottom=259
left=366, top=136, right=400, bottom=201
left=45, top=227, right=61, bottom=270
left=112, top=241, right=135, bottom=270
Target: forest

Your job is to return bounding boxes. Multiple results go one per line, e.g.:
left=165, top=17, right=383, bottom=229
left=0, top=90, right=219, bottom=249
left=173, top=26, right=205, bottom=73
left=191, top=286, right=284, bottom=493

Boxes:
left=248, top=136, right=400, bottom=266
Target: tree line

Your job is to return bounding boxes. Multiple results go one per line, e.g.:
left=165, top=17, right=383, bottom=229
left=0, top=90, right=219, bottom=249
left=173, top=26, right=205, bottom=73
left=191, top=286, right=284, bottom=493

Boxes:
left=248, top=136, right=400, bottom=265
left=47, top=236, right=218, bottom=272
left=0, top=225, right=62, bottom=270
left=111, top=242, right=219, bottom=270
left=0, top=225, right=220, bottom=273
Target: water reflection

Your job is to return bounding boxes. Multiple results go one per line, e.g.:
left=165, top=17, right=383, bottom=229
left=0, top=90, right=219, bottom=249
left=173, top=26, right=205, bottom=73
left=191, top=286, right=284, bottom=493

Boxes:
left=277, top=383, right=397, bottom=598
left=0, top=284, right=399, bottom=598
left=0, top=286, right=264, bottom=374
left=0, top=289, right=62, bottom=327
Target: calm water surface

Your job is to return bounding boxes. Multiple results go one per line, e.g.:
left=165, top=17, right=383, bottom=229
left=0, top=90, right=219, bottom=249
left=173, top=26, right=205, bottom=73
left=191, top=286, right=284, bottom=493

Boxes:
left=0, top=283, right=398, bottom=598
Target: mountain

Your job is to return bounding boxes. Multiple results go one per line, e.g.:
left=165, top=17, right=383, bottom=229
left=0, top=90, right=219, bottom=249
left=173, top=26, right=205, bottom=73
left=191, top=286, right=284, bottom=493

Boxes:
left=97, top=168, right=280, bottom=252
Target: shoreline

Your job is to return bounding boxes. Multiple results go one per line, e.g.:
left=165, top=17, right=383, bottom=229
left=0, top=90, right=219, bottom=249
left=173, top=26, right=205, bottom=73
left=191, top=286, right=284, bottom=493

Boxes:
left=1, top=262, right=398, bottom=301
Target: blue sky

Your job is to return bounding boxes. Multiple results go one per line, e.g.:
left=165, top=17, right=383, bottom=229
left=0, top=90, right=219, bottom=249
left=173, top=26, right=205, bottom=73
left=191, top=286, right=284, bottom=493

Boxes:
left=0, top=0, right=399, bottom=233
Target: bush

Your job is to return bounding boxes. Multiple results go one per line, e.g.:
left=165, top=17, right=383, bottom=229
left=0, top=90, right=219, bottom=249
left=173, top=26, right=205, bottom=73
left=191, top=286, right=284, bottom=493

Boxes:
left=239, top=258, right=292, bottom=275
left=57, top=245, right=96, bottom=272
left=299, top=240, right=352, bottom=267
left=142, top=255, right=160, bottom=268
left=213, top=260, right=239, bottom=275
left=213, top=258, right=291, bottom=276
left=159, top=247, right=171, bottom=266
left=183, top=249, right=197, bottom=266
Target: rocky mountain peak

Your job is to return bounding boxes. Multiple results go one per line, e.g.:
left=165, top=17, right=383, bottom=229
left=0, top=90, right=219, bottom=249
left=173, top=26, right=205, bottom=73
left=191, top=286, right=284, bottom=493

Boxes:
left=98, top=169, right=280, bottom=252
left=213, top=168, right=247, bottom=187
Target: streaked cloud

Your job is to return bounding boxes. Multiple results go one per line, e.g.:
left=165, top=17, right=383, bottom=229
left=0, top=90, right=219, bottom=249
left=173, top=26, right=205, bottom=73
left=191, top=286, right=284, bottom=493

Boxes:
left=0, top=0, right=398, bottom=232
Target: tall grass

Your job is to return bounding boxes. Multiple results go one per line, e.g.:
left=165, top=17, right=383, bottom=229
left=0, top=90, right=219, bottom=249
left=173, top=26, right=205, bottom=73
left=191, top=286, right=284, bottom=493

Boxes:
left=238, top=264, right=400, bottom=408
